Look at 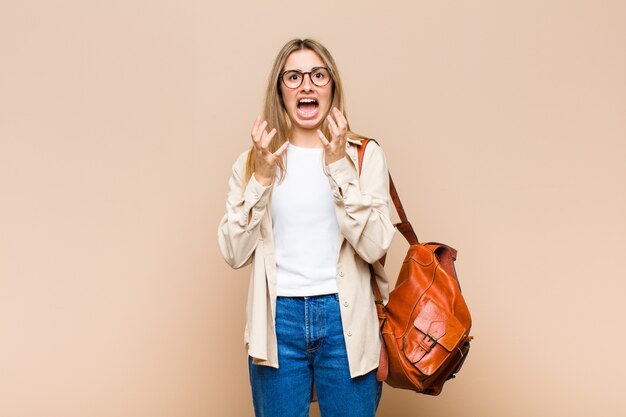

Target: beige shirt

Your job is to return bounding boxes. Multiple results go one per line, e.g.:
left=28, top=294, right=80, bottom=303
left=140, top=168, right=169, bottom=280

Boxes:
left=217, top=137, right=397, bottom=378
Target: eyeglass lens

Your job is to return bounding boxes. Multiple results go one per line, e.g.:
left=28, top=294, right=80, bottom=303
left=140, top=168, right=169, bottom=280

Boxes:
left=282, top=68, right=331, bottom=88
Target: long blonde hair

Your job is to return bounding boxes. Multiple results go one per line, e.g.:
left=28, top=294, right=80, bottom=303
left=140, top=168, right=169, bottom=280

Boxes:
left=243, top=38, right=370, bottom=185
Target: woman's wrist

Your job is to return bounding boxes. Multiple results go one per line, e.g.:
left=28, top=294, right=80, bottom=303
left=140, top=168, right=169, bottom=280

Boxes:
left=253, top=172, right=273, bottom=186
left=325, top=152, right=348, bottom=166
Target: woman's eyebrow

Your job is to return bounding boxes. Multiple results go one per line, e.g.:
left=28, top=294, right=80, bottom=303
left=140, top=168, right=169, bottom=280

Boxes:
left=285, top=66, right=323, bottom=72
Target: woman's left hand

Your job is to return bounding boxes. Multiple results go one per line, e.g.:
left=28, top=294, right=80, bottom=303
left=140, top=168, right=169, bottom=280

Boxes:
left=317, top=107, right=349, bottom=165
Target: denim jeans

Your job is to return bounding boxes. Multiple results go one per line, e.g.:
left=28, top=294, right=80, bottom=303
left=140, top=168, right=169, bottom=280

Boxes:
left=248, top=293, right=383, bottom=417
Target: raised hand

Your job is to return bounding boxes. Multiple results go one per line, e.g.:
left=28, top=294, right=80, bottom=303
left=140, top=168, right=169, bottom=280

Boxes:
left=251, top=115, right=289, bottom=186
left=316, top=107, right=349, bottom=165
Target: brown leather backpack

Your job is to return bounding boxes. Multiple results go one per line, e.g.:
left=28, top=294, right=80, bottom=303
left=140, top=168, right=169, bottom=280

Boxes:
left=357, top=138, right=473, bottom=395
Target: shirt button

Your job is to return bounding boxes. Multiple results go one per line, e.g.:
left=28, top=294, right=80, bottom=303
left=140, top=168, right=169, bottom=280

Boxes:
left=338, top=271, right=344, bottom=277
left=343, top=301, right=349, bottom=307
left=347, top=330, right=352, bottom=336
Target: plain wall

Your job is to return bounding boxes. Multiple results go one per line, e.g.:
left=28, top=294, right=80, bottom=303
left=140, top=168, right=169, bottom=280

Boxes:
left=1, top=0, right=625, bottom=416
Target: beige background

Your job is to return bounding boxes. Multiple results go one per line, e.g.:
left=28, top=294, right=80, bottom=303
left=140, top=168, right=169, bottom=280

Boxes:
left=1, top=0, right=625, bottom=416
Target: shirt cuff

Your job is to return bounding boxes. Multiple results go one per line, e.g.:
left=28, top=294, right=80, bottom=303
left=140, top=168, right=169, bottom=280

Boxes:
left=244, top=174, right=273, bottom=211
left=324, top=156, right=357, bottom=189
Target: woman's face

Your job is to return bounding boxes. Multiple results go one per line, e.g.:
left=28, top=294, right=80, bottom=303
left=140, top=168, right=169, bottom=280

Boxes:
left=279, top=49, right=333, bottom=131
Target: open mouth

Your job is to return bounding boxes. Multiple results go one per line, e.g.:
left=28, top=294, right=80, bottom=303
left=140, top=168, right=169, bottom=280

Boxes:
left=296, top=98, right=319, bottom=120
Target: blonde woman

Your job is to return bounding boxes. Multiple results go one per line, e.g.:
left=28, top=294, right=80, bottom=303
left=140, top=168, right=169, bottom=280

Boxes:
left=218, top=38, right=396, bottom=416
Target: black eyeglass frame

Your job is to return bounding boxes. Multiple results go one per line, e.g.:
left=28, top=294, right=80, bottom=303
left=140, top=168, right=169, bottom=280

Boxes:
left=279, top=66, right=333, bottom=89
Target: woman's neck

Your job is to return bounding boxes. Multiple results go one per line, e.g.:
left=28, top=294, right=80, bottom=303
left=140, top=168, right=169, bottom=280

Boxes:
left=289, top=126, right=324, bottom=148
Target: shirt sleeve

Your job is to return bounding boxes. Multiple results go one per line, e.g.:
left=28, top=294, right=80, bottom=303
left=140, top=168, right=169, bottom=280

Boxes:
left=322, top=142, right=397, bottom=263
left=217, top=150, right=273, bottom=269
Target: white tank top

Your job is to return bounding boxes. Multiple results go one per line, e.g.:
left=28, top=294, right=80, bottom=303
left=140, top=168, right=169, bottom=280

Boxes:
left=270, top=143, right=339, bottom=296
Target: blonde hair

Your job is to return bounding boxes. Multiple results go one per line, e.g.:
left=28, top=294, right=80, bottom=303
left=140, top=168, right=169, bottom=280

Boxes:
left=243, top=38, right=370, bottom=186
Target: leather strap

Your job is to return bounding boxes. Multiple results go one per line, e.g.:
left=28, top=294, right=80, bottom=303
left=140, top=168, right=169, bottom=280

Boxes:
left=358, top=138, right=408, bottom=310
left=356, top=138, right=419, bottom=245
left=376, top=330, right=389, bottom=382
left=369, top=261, right=389, bottom=382
left=358, top=138, right=413, bottom=382
left=369, top=263, right=386, bottom=318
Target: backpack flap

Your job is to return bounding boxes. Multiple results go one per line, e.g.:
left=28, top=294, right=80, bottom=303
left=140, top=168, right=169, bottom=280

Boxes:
left=403, top=299, right=467, bottom=376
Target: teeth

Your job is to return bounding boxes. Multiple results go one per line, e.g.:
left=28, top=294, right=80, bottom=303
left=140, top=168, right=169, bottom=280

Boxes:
left=299, top=99, right=317, bottom=104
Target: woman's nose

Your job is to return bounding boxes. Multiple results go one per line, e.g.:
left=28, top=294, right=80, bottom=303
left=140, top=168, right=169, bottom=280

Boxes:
left=301, top=73, right=313, bottom=91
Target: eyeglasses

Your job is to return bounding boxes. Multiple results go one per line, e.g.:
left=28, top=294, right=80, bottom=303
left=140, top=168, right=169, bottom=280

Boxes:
left=279, top=66, right=332, bottom=89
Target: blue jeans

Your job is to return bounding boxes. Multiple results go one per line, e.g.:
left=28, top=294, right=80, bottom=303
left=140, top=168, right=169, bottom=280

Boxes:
left=248, top=293, right=383, bottom=417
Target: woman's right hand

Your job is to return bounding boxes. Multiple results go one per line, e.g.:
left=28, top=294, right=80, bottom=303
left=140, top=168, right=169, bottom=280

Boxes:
left=251, top=115, right=289, bottom=186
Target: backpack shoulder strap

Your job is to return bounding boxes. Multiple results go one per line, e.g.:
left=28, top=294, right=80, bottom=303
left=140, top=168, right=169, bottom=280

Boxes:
left=357, top=138, right=418, bottom=245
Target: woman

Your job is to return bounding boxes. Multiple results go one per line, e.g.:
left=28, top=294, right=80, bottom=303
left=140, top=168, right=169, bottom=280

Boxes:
left=217, top=38, right=396, bottom=416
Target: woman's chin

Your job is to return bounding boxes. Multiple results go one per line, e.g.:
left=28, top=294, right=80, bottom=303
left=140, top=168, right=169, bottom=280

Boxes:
left=291, top=114, right=323, bottom=130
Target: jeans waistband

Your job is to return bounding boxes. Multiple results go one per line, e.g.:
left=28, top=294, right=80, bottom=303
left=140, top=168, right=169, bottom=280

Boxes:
left=277, top=293, right=339, bottom=301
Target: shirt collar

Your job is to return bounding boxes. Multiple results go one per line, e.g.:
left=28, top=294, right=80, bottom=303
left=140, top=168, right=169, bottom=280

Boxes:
left=347, top=137, right=364, bottom=146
